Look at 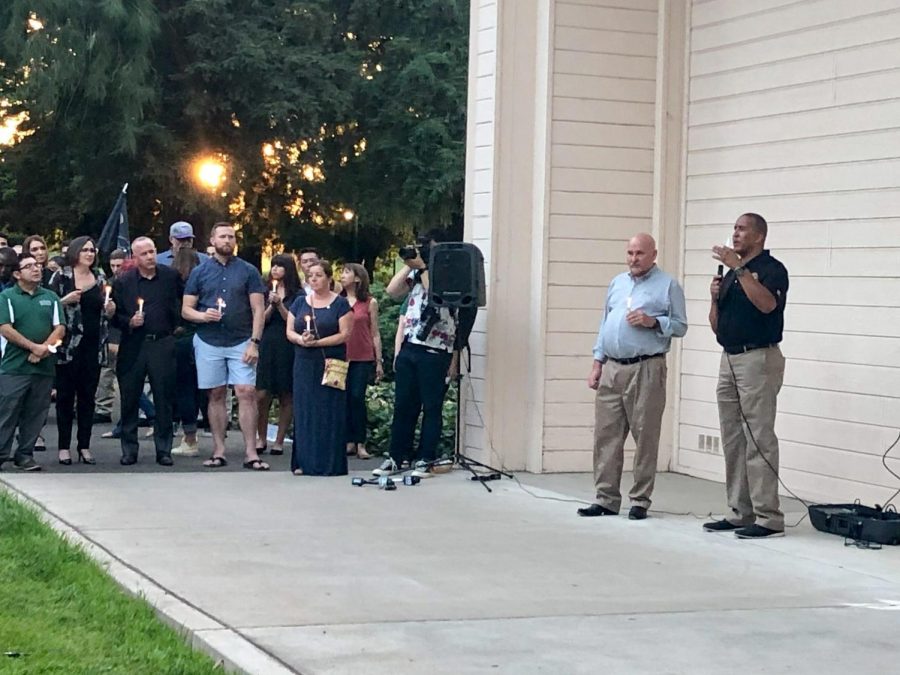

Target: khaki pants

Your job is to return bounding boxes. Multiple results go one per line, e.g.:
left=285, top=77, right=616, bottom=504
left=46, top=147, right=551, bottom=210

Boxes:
left=593, top=357, right=667, bottom=511
left=717, top=346, right=785, bottom=531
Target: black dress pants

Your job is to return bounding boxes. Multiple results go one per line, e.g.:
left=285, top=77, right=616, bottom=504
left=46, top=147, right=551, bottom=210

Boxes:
left=55, top=345, right=102, bottom=450
left=117, top=335, right=176, bottom=461
left=346, top=361, right=374, bottom=443
left=389, top=343, right=452, bottom=464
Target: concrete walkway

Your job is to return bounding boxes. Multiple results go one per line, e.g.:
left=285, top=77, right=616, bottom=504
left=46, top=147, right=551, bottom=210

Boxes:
left=2, top=423, right=900, bottom=674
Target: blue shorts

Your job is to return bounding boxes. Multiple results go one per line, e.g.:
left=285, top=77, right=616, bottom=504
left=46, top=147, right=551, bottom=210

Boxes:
left=193, top=335, right=257, bottom=389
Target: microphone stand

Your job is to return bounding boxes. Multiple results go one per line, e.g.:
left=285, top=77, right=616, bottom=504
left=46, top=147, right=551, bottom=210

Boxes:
left=449, top=344, right=513, bottom=493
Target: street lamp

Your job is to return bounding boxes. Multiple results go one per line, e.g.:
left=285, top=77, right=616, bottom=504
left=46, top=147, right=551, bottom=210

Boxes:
left=194, top=156, right=226, bottom=191
left=343, top=208, right=359, bottom=261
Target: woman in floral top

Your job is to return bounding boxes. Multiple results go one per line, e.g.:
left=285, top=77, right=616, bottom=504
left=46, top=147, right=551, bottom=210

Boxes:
left=48, top=236, right=115, bottom=465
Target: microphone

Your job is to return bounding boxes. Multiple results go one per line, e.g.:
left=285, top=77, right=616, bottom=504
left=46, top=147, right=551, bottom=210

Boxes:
left=717, top=264, right=724, bottom=278
left=351, top=475, right=420, bottom=489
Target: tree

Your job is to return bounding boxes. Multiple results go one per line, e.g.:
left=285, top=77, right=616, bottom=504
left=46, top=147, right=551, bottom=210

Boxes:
left=0, top=1, right=469, bottom=264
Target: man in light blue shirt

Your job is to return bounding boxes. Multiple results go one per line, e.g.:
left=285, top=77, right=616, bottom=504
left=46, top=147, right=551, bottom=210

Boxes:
left=156, top=221, right=210, bottom=266
left=579, top=233, right=687, bottom=521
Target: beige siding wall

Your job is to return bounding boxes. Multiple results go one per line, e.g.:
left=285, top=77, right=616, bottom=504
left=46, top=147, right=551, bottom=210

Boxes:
left=543, top=0, right=659, bottom=472
left=462, top=0, right=497, bottom=457
left=678, top=0, right=900, bottom=504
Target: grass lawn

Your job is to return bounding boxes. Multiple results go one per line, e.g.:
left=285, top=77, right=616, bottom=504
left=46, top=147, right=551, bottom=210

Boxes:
left=0, top=489, right=222, bottom=674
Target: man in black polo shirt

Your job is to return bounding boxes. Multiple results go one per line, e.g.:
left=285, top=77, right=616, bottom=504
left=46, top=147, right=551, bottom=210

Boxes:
left=705, top=212, right=789, bottom=539
left=0, top=254, right=65, bottom=471
left=111, top=237, right=183, bottom=466
left=182, top=222, right=267, bottom=470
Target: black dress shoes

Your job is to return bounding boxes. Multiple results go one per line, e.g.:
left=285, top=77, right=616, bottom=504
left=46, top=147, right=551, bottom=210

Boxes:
left=120, top=456, right=137, bottom=466
left=628, top=506, right=648, bottom=520
left=157, top=456, right=173, bottom=467
left=577, top=503, right=618, bottom=517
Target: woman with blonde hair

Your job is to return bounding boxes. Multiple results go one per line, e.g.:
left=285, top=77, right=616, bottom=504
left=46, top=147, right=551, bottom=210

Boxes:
left=286, top=260, right=352, bottom=475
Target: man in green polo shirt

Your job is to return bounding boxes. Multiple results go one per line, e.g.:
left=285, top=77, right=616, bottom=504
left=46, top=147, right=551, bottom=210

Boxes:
left=0, top=254, right=65, bottom=471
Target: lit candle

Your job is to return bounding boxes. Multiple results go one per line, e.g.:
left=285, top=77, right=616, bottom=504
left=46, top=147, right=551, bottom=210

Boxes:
left=626, top=296, right=633, bottom=312
left=47, top=340, right=62, bottom=354
left=137, top=297, right=144, bottom=314
left=104, top=284, right=112, bottom=305
left=216, top=297, right=226, bottom=313
left=271, top=279, right=278, bottom=293
left=304, top=314, right=311, bottom=332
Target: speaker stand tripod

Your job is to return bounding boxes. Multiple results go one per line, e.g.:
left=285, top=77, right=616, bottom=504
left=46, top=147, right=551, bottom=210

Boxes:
left=447, top=349, right=512, bottom=493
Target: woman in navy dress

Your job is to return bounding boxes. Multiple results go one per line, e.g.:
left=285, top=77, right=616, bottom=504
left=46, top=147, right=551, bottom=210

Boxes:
left=286, top=260, right=352, bottom=475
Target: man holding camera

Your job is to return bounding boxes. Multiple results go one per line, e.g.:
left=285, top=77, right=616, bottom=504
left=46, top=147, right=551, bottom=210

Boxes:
left=374, top=231, right=457, bottom=479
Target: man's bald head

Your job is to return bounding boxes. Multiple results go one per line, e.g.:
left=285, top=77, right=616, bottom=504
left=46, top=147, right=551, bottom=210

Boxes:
left=626, top=233, right=657, bottom=277
left=131, top=237, right=157, bottom=275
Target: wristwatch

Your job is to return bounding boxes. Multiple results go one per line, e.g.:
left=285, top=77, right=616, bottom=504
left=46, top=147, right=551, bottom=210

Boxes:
left=733, top=265, right=746, bottom=278
left=250, top=337, right=261, bottom=345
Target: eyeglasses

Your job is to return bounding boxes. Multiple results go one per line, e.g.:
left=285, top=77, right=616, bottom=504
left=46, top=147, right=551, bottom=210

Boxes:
left=19, top=262, right=43, bottom=270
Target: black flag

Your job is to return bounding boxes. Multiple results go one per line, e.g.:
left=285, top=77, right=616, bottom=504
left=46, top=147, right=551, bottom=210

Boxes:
left=98, top=183, right=130, bottom=255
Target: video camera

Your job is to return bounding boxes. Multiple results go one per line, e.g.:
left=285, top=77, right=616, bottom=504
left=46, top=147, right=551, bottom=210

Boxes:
left=399, top=235, right=432, bottom=267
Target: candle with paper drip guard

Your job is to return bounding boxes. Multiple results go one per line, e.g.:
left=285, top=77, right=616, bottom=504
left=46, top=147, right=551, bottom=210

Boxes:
left=216, top=297, right=226, bottom=314
left=271, top=280, right=278, bottom=294
left=304, top=314, right=311, bottom=333
left=104, top=284, right=112, bottom=305
left=136, top=297, right=144, bottom=315
left=47, top=340, right=63, bottom=354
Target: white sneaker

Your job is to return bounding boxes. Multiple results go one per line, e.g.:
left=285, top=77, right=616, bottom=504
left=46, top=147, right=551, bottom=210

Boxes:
left=372, top=458, right=397, bottom=476
left=411, top=460, right=433, bottom=479
left=172, top=440, right=199, bottom=457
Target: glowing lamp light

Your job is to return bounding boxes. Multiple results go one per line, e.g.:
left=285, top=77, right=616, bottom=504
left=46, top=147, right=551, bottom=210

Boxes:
left=343, top=209, right=355, bottom=222
left=195, top=158, right=226, bottom=191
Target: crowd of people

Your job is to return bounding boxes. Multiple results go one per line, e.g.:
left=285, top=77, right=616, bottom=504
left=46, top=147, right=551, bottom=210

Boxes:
left=0, top=221, right=460, bottom=480
left=0, top=212, right=787, bottom=541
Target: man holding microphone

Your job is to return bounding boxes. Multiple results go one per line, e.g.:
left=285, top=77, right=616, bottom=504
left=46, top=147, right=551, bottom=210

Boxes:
left=705, top=213, right=789, bottom=539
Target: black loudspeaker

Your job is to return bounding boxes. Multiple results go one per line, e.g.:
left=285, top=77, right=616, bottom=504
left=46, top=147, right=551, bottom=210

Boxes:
left=428, top=242, right=486, bottom=309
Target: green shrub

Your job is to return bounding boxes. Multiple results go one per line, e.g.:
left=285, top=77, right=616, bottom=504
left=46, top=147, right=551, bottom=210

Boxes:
left=365, top=380, right=457, bottom=459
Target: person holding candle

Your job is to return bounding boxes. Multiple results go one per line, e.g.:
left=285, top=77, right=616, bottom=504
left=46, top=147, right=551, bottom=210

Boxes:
left=579, top=233, right=687, bottom=521
left=256, top=254, right=302, bottom=456
left=182, top=222, right=268, bottom=471
left=170, top=247, right=204, bottom=457
left=286, top=260, right=352, bottom=476
left=704, top=213, right=789, bottom=539
left=110, top=237, right=183, bottom=466
left=95, top=248, right=128, bottom=427
left=0, top=253, right=66, bottom=472
left=340, top=263, right=383, bottom=459
left=48, top=236, right=115, bottom=465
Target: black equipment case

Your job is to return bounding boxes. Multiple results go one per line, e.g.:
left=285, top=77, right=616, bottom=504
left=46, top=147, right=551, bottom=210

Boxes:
left=809, top=504, right=900, bottom=545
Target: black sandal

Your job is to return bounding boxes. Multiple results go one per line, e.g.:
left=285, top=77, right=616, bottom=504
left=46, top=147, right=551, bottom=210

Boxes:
left=269, top=447, right=284, bottom=455
left=203, top=456, right=228, bottom=468
left=243, top=459, right=270, bottom=471
left=256, top=443, right=267, bottom=455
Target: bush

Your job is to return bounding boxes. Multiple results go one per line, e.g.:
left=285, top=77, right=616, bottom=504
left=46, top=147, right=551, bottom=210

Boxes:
left=365, top=380, right=458, bottom=459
